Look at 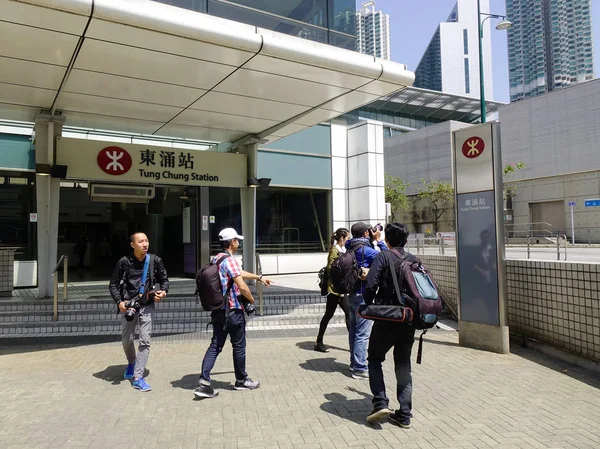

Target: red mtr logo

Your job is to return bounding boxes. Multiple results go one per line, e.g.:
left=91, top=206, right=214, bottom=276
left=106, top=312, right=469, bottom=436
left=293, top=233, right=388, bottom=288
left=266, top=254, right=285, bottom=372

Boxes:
left=97, top=147, right=132, bottom=175
left=461, top=137, right=485, bottom=159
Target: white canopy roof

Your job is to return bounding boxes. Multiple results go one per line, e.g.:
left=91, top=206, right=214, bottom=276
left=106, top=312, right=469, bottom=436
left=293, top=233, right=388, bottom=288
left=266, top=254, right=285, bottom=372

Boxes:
left=0, top=0, right=415, bottom=144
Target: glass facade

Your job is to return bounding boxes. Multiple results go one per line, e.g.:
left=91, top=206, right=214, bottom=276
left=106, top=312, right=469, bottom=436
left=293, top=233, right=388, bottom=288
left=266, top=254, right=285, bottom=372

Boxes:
left=413, top=27, right=442, bottom=92
left=0, top=175, right=36, bottom=261
left=154, top=0, right=357, bottom=50
left=209, top=187, right=329, bottom=254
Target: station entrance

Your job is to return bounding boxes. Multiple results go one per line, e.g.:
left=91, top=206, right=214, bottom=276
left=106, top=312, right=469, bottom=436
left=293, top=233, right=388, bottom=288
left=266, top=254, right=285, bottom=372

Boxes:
left=58, top=183, right=187, bottom=281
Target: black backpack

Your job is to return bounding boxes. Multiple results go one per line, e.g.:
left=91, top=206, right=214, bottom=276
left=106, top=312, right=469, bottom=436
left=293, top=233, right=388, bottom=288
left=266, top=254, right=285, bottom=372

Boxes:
left=317, top=266, right=328, bottom=296
left=195, top=254, right=232, bottom=311
left=330, top=244, right=366, bottom=294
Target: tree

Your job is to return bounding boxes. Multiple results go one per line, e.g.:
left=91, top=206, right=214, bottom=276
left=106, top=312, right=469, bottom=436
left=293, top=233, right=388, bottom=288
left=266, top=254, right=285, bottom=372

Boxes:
left=417, top=179, right=454, bottom=233
left=503, top=162, right=525, bottom=201
left=384, top=174, right=409, bottom=221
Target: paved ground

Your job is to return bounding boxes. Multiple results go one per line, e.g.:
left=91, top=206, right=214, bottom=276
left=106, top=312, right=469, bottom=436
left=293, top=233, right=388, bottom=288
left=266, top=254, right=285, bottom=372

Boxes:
left=2, top=328, right=600, bottom=449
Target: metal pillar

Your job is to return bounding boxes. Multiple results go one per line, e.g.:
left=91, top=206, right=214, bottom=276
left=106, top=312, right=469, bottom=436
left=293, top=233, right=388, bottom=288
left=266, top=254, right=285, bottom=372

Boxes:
left=35, top=114, right=64, bottom=298
left=240, top=144, right=257, bottom=275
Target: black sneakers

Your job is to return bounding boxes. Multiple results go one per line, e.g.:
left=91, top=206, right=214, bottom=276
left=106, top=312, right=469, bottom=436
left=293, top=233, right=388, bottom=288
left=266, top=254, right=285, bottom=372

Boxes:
left=314, top=339, right=329, bottom=353
left=194, top=383, right=219, bottom=399
left=234, top=378, right=260, bottom=390
left=388, top=412, right=411, bottom=428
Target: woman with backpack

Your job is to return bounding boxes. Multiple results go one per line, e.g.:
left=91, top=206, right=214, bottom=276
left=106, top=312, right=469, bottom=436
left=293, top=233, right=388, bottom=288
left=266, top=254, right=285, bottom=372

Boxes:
left=315, top=228, right=351, bottom=352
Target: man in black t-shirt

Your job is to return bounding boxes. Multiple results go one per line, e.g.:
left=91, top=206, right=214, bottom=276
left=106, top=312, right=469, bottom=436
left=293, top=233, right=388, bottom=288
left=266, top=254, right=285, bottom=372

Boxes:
left=109, top=232, right=169, bottom=392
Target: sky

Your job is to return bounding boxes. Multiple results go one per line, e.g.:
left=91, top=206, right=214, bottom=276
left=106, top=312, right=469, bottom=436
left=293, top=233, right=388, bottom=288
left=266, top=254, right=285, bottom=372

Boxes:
left=361, top=0, right=600, bottom=103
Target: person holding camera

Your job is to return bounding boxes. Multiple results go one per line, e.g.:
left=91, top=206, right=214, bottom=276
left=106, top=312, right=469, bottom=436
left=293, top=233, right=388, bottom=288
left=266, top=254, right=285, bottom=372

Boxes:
left=346, top=222, right=388, bottom=379
left=363, top=223, right=418, bottom=427
left=108, top=232, right=169, bottom=392
left=194, top=228, right=272, bottom=399
left=370, top=224, right=384, bottom=252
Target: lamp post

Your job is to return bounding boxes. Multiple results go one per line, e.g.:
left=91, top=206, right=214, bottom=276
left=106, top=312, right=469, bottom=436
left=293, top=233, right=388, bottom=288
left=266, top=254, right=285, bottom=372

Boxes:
left=477, top=0, right=513, bottom=123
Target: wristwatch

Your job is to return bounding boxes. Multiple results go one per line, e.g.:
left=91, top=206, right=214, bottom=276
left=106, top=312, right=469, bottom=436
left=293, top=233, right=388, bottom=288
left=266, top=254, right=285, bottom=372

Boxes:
left=259, top=274, right=263, bottom=280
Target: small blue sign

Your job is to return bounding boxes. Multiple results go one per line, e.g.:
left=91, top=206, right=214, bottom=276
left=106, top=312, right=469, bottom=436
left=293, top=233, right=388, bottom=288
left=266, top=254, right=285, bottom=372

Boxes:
left=585, top=199, right=600, bottom=207
left=568, top=201, right=576, bottom=207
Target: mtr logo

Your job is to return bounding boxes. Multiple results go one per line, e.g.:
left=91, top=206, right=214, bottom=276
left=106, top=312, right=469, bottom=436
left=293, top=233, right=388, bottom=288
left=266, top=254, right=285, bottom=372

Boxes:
left=97, top=147, right=132, bottom=175
left=461, top=137, right=485, bottom=159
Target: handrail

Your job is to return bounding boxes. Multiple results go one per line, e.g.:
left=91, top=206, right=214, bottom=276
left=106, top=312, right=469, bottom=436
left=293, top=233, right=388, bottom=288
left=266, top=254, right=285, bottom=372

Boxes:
left=255, top=252, right=264, bottom=316
left=558, top=234, right=567, bottom=261
left=52, top=255, right=68, bottom=321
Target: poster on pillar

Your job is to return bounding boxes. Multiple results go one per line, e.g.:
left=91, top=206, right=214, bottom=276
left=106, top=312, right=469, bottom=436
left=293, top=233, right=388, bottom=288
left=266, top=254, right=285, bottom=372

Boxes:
left=56, top=138, right=247, bottom=188
left=452, top=122, right=504, bottom=327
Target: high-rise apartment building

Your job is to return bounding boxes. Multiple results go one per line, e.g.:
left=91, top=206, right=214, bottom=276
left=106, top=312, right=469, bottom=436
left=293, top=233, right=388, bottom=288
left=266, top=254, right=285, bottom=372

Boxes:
left=356, top=2, right=391, bottom=60
left=507, top=0, right=594, bottom=102
left=414, top=0, right=493, bottom=100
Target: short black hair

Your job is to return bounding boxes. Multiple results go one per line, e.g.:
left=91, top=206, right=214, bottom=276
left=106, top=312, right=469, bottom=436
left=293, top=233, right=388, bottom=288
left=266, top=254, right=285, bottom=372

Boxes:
left=220, top=239, right=233, bottom=250
left=385, top=222, right=409, bottom=248
left=129, top=232, right=145, bottom=243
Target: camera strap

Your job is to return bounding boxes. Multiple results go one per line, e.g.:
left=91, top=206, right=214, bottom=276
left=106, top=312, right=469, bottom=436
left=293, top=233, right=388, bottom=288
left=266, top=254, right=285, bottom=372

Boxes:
left=138, top=254, right=150, bottom=297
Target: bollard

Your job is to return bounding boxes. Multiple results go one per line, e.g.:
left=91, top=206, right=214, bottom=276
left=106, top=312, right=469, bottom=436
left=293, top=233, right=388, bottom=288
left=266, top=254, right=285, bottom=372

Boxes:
left=63, top=256, right=68, bottom=301
left=527, top=236, right=531, bottom=259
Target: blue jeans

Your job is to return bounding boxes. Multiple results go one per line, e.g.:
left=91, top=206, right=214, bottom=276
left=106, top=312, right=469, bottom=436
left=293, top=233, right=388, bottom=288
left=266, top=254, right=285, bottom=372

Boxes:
left=200, top=309, right=248, bottom=383
left=348, top=293, right=373, bottom=372
left=368, top=322, right=415, bottom=419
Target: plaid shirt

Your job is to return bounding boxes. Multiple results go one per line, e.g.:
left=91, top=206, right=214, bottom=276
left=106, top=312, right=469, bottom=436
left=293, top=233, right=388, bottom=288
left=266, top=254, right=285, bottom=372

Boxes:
left=213, top=252, right=243, bottom=310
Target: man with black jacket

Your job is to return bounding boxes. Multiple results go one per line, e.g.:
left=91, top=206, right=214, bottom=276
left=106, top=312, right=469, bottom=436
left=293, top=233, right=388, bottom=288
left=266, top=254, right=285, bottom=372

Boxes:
left=363, top=223, right=418, bottom=427
left=109, top=232, right=169, bottom=392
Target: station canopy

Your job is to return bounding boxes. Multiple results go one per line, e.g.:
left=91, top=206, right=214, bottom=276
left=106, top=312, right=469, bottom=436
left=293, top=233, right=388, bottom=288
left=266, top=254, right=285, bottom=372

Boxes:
left=0, top=0, right=415, bottom=145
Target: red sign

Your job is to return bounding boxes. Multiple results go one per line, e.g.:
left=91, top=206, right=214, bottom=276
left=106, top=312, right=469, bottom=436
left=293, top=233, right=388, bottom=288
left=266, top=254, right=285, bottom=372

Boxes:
left=461, top=137, right=485, bottom=159
left=97, top=147, right=132, bottom=175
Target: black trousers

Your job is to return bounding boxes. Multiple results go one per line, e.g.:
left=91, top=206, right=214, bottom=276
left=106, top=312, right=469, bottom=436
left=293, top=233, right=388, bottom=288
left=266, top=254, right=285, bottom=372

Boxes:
left=368, top=322, right=415, bottom=419
left=317, top=293, right=350, bottom=339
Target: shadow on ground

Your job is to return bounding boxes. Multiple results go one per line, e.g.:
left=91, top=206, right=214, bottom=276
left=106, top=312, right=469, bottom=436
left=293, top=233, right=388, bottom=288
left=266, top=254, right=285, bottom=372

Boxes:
left=299, top=357, right=353, bottom=377
left=171, top=373, right=234, bottom=393
left=320, top=389, right=383, bottom=429
left=511, top=343, right=600, bottom=390
left=93, top=365, right=149, bottom=385
left=296, top=340, right=349, bottom=353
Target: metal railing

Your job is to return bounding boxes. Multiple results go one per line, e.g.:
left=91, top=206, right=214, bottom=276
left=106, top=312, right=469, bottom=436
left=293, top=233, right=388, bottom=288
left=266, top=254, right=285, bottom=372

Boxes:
left=526, top=234, right=568, bottom=261
left=406, top=237, right=453, bottom=255
left=505, top=222, right=554, bottom=240
left=52, top=255, right=68, bottom=321
left=255, top=252, right=264, bottom=316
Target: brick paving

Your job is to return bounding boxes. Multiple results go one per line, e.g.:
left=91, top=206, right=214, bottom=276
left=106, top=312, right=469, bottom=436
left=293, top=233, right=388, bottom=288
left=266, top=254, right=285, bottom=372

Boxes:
left=1, top=328, right=600, bottom=449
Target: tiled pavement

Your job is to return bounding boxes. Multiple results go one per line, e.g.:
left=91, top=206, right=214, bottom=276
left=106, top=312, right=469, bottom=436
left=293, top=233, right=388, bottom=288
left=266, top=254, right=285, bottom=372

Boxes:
left=1, top=328, right=600, bottom=449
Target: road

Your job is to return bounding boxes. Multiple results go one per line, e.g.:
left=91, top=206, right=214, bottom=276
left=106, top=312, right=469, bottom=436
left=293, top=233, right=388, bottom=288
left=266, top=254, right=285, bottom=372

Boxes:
left=408, top=246, right=600, bottom=262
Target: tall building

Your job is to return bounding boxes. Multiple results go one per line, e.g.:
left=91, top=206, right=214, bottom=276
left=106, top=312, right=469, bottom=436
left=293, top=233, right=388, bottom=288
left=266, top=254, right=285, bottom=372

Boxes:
left=507, top=0, right=594, bottom=102
left=158, top=0, right=358, bottom=50
left=356, top=2, right=391, bottom=60
left=414, top=0, right=493, bottom=101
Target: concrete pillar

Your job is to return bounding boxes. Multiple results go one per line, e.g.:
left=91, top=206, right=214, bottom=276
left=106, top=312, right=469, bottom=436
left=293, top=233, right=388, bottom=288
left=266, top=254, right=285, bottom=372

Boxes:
left=331, top=123, right=350, bottom=232
left=35, top=114, right=64, bottom=298
left=346, top=120, right=386, bottom=229
left=239, top=144, right=257, bottom=274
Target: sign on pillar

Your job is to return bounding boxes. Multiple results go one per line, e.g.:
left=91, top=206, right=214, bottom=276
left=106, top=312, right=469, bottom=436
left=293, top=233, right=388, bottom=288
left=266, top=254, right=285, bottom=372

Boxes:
left=452, top=122, right=509, bottom=354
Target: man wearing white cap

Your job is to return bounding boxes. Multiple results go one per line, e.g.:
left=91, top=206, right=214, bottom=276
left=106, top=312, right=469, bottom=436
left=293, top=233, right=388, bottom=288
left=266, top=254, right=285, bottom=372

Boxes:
left=194, top=228, right=272, bottom=399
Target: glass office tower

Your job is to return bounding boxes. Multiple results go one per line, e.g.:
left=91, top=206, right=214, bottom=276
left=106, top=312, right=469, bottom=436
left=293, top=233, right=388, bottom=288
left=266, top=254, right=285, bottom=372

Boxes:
left=155, top=0, right=357, bottom=50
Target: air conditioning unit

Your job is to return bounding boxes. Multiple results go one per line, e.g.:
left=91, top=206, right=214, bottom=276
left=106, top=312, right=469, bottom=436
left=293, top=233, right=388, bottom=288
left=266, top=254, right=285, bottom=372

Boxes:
left=89, top=183, right=155, bottom=204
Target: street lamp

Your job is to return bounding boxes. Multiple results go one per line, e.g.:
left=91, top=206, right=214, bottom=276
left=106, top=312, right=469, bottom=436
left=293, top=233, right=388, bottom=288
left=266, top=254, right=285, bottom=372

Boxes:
left=477, top=0, right=513, bottom=123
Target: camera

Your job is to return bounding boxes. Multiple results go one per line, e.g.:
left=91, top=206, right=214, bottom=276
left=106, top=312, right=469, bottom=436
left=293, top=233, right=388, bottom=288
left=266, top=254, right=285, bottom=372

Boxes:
left=123, top=299, right=141, bottom=321
left=240, top=298, right=256, bottom=315
left=369, top=223, right=383, bottom=239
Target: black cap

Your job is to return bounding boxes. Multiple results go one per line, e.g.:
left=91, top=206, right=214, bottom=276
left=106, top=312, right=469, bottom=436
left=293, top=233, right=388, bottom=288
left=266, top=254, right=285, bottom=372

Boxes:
left=351, top=222, right=370, bottom=237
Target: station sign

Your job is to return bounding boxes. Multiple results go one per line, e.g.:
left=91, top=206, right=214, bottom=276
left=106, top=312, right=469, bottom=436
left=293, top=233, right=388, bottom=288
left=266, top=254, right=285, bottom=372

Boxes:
left=56, top=138, right=247, bottom=188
